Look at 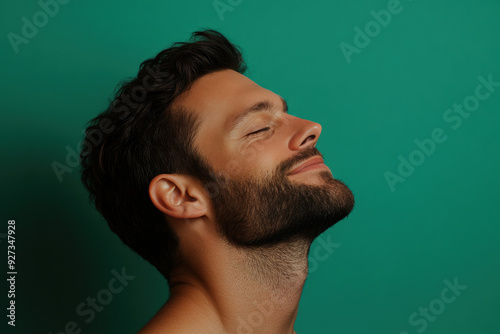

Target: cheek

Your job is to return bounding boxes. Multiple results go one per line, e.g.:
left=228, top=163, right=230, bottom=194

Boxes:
left=231, top=142, right=285, bottom=177
left=239, top=143, right=263, bottom=163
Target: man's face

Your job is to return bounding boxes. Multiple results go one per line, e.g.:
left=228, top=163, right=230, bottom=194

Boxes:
left=175, top=69, right=354, bottom=246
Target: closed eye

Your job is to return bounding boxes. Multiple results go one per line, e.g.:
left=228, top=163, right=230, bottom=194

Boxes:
left=247, top=127, right=271, bottom=136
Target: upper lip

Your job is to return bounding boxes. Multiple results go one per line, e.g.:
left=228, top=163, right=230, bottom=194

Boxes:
left=288, top=156, right=325, bottom=175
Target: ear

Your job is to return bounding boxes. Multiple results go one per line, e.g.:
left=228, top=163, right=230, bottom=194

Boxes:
left=149, top=174, right=207, bottom=219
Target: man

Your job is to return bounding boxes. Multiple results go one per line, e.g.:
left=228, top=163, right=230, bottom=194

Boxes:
left=80, top=30, right=354, bottom=334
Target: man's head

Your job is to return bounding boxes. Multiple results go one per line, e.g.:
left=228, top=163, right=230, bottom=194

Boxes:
left=80, top=30, right=354, bottom=282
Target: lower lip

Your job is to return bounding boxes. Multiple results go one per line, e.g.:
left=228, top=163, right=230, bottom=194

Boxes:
left=289, top=163, right=330, bottom=175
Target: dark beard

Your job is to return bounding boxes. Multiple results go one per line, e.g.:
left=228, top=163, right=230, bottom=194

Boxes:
left=208, top=147, right=355, bottom=248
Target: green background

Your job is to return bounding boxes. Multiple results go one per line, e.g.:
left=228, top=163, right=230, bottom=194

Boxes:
left=1, top=0, right=499, bottom=333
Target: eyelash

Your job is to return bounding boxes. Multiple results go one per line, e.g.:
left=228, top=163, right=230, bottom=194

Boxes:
left=247, top=127, right=271, bottom=136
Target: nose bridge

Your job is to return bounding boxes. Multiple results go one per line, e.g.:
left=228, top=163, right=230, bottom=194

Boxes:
left=285, top=114, right=322, bottom=150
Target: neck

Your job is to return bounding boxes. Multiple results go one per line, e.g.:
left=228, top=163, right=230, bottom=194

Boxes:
left=236, top=237, right=310, bottom=295
left=167, top=236, right=311, bottom=334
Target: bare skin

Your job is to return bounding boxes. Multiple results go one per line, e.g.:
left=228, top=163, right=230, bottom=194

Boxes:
left=141, top=69, right=328, bottom=333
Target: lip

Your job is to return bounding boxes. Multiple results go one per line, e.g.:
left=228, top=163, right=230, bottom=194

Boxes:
left=288, top=156, right=328, bottom=175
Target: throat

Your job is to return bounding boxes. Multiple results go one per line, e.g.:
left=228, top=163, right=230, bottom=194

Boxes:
left=234, top=236, right=311, bottom=296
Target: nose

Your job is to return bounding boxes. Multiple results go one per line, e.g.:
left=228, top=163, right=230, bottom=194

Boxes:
left=286, top=115, right=322, bottom=151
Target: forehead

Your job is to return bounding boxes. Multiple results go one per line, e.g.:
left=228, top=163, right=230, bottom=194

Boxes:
left=174, top=69, right=277, bottom=121
left=173, top=69, right=279, bottom=147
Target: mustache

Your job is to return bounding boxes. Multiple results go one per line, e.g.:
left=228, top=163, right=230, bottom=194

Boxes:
left=277, top=147, right=324, bottom=175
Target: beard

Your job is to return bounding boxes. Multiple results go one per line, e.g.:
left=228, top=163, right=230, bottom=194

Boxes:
left=207, top=147, right=355, bottom=248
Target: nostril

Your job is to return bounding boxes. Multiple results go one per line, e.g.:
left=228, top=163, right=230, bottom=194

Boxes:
left=300, top=134, right=316, bottom=146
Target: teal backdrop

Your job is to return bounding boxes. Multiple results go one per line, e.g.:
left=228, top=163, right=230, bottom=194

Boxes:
left=1, top=0, right=499, bottom=333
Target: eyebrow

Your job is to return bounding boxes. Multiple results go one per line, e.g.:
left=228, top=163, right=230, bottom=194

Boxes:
left=227, top=96, right=288, bottom=132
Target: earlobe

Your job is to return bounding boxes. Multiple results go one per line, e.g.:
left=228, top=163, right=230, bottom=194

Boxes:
left=149, top=174, right=207, bottom=219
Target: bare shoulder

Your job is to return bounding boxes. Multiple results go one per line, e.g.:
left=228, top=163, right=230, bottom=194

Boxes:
left=138, top=319, right=217, bottom=334
left=137, top=299, right=225, bottom=334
